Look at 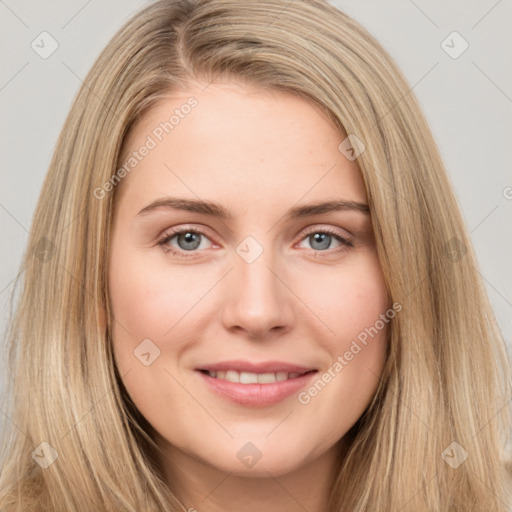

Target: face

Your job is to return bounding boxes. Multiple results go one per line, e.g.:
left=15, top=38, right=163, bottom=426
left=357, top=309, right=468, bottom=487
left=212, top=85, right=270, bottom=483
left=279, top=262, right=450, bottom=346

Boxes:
left=108, top=80, right=390, bottom=480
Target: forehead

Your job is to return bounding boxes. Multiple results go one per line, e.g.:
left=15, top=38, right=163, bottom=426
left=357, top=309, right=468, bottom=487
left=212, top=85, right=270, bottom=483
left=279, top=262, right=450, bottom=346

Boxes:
left=114, top=81, right=367, bottom=217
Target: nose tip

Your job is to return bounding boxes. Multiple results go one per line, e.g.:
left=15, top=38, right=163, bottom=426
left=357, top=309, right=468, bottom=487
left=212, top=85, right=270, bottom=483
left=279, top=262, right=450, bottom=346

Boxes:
left=220, top=252, right=295, bottom=339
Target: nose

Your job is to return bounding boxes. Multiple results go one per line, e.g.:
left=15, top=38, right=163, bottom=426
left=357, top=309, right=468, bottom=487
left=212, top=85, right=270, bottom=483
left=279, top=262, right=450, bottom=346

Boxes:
left=221, top=246, right=295, bottom=339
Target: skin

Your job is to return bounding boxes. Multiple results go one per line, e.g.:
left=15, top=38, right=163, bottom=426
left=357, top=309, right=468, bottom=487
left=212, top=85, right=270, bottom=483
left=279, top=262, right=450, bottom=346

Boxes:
left=108, top=80, right=390, bottom=512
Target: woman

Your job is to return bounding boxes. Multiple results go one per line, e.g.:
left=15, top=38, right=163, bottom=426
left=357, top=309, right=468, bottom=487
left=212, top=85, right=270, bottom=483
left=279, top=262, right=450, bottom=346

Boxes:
left=1, top=0, right=510, bottom=510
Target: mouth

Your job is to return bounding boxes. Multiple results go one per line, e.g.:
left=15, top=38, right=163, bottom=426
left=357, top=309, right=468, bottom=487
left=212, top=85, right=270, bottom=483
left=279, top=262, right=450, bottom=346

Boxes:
left=194, top=361, right=318, bottom=407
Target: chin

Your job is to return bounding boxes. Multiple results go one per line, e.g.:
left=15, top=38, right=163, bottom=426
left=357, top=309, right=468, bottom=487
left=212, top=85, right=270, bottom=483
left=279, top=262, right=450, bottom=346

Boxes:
left=197, top=437, right=319, bottom=478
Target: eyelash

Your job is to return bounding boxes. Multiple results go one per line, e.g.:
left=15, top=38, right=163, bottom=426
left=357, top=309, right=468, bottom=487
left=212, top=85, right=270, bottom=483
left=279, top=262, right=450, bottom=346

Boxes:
left=157, top=225, right=354, bottom=259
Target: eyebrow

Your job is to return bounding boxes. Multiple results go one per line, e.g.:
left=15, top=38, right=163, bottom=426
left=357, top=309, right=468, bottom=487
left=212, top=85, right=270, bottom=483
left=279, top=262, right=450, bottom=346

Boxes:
left=136, top=196, right=370, bottom=219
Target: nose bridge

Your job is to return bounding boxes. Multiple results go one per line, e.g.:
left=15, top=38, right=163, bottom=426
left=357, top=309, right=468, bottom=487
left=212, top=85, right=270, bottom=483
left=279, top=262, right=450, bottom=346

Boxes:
left=221, top=235, right=294, bottom=336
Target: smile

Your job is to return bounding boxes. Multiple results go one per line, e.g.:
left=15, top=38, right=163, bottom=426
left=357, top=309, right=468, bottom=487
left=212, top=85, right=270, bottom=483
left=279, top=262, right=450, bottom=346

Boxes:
left=195, top=362, right=318, bottom=407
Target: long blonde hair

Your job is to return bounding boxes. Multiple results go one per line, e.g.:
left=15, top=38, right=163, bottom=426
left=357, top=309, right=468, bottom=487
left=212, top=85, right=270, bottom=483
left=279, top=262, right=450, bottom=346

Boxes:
left=1, top=0, right=511, bottom=510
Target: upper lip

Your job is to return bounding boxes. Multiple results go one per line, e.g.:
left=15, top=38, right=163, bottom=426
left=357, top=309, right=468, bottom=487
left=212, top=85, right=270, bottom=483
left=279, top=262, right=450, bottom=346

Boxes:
left=196, top=360, right=316, bottom=374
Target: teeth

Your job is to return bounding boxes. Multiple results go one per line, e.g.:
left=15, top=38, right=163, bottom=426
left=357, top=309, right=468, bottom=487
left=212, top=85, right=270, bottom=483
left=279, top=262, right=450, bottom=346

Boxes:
left=225, top=370, right=239, bottom=383
left=205, top=370, right=306, bottom=384
left=240, top=371, right=259, bottom=384
left=258, top=372, right=277, bottom=384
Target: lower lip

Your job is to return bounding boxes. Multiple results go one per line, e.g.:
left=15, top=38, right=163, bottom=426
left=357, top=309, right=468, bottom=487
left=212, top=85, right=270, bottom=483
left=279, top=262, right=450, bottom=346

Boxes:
left=196, top=370, right=317, bottom=407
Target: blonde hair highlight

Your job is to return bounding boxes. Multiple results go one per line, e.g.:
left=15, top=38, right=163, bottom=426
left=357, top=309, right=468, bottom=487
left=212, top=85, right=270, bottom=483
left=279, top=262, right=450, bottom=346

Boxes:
left=1, top=0, right=511, bottom=510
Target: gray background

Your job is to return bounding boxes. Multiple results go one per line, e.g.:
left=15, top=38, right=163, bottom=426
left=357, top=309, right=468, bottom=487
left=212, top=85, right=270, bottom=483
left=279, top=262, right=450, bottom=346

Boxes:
left=1, top=1, right=511, bottom=414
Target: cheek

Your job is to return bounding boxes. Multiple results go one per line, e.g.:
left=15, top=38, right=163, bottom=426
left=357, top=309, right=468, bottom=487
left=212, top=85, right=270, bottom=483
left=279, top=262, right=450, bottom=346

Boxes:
left=108, top=248, right=204, bottom=371
left=294, top=250, right=390, bottom=384
left=108, top=250, right=203, bottom=425
left=336, top=263, right=389, bottom=353
left=293, top=251, right=390, bottom=420
left=296, top=250, right=390, bottom=344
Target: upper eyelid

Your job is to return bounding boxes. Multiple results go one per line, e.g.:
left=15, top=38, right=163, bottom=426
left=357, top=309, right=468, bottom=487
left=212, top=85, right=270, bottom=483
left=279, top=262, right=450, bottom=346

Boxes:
left=159, top=224, right=215, bottom=243
left=300, top=224, right=352, bottom=238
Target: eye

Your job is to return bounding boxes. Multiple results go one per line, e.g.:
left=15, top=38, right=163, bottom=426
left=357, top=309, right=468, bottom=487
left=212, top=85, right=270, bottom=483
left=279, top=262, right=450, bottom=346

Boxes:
left=297, top=226, right=353, bottom=254
left=157, top=225, right=354, bottom=259
left=157, top=226, right=214, bottom=258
